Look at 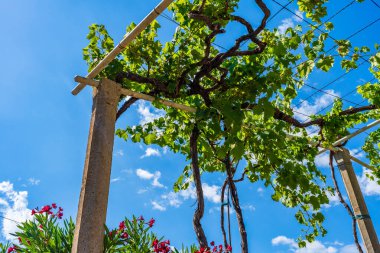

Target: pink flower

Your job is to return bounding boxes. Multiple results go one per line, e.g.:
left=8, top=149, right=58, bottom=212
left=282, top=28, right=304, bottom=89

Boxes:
left=7, top=247, right=15, bottom=253
left=121, top=232, right=129, bottom=239
left=119, top=221, right=125, bottom=231
left=147, top=218, right=155, bottom=227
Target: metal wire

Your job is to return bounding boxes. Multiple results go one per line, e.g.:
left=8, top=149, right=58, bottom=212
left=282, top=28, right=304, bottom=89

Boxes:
left=0, top=215, right=20, bottom=224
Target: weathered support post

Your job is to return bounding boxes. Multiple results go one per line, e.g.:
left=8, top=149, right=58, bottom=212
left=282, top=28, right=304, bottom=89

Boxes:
left=72, top=78, right=120, bottom=253
left=333, top=148, right=380, bottom=253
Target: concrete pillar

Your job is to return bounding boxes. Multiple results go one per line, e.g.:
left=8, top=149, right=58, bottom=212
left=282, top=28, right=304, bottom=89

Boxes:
left=334, top=148, right=380, bottom=253
left=72, top=79, right=120, bottom=253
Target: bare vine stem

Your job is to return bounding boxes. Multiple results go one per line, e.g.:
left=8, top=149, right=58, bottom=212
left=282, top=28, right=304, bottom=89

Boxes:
left=224, top=156, right=248, bottom=253
left=190, top=124, right=208, bottom=248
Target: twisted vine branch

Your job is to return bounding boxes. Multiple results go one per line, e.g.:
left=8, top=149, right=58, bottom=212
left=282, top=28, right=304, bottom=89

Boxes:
left=190, top=124, right=208, bottom=248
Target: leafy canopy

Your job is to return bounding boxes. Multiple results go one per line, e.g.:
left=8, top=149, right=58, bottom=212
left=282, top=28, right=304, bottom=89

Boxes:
left=82, top=0, right=380, bottom=247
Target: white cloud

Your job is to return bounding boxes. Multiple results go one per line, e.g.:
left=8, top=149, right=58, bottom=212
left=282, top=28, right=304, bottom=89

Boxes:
left=315, top=148, right=363, bottom=169
left=0, top=181, right=32, bottom=240
left=294, top=90, right=340, bottom=122
left=161, top=192, right=182, bottom=207
left=121, top=169, right=133, bottom=175
left=272, top=235, right=337, bottom=253
left=27, top=178, right=40, bottom=186
left=135, top=169, right=164, bottom=188
left=241, top=204, right=255, bottom=212
left=137, top=101, right=165, bottom=125
left=152, top=171, right=164, bottom=188
left=358, top=169, right=380, bottom=196
left=140, top=147, right=161, bottom=159
left=137, top=189, right=148, bottom=194
left=136, top=169, right=155, bottom=180
left=323, top=191, right=341, bottom=208
left=279, top=18, right=295, bottom=34
left=339, top=244, right=360, bottom=253
left=111, top=177, right=122, bottom=183
left=272, top=235, right=298, bottom=248
left=278, top=10, right=303, bottom=34
left=315, top=152, right=331, bottom=168
left=294, top=10, right=304, bottom=22
left=114, top=150, right=124, bottom=157
left=161, top=183, right=220, bottom=209
left=202, top=184, right=220, bottom=203
left=151, top=201, right=166, bottom=211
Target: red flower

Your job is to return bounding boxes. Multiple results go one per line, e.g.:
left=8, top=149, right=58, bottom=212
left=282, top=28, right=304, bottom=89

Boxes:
left=31, top=209, right=36, bottom=215
left=138, top=215, right=144, bottom=221
left=121, top=232, right=129, bottom=239
left=7, top=247, right=15, bottom=253
left=119, top=221, right=125, bottom=231
left=52, top=203, right=57, bottom=209
left=210, top=241, right=215, bottom=246
left=226, top=245, right=232, bottom=252
left=147, top=218, right=155, bottom=227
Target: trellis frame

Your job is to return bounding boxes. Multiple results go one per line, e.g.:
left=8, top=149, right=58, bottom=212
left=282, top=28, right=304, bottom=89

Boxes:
left=70, top=0, right=380, bottom=252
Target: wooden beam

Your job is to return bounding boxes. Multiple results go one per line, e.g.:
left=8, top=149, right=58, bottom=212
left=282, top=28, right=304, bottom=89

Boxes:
left=333, top=148, right=380, bottom=253
left=349, top=155, right=376, bottom=171
left=74, top=76, right=197, bottom=113
left=318, top=119, right=380, bottom=155
left=71, top=79, right=120, bottom=253
left=71, top=0, right=175, bottom=95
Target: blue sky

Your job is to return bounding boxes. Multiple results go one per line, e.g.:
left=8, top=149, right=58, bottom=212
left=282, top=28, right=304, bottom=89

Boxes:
left=0, top=0, right=380, bottom=252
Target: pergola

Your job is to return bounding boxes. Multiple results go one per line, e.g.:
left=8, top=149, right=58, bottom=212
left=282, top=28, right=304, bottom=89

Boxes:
left=70, top=1, right=380, bottom=252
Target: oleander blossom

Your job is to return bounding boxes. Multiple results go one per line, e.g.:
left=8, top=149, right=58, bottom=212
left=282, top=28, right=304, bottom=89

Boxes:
left=31, top=203, right=64, bottom=219
left=152, top=239, right=171, bottom=253
left=195, top=242, right=232, bottom=253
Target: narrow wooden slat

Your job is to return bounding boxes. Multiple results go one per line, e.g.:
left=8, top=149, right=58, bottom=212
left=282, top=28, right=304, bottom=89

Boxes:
left=74, top=76, right=196, bottom=113
left=71, top=0, right=175, bottom=95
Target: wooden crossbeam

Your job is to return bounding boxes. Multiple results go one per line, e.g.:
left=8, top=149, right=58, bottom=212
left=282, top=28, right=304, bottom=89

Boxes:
left=318, top=119, right=380, bottom=155
left=74, top=76, right=196, bottom=113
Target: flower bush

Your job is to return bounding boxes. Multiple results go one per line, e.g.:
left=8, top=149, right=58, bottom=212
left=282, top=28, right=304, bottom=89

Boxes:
left=0, top=203, right=231, bottom=253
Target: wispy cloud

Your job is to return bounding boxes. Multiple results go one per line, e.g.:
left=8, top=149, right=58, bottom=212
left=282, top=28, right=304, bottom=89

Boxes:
left=272, top=235, right=337, bottom=253
left=0, top=181, right=32, bottom=240
left=137, top=101, right=165, bottom=125
left=27, top=178, right=40, bottom=186
left=294, top=90, right=340, bottom=122
left=151, top=201, right=166, bottom=211
left=135, top=169, right=164, bottom=188
left=358, top=169, right=380, bottom=196
left=111, top=177, right=122, bottom=183
left=278, top=10, right=303, bottom=34
left=161, top=183, right=221, bottom=210
left=140, top=147, right=161, bottom=159
left=114, top=150, right=124, bottom=157
left=322, top=191, right=341, bottom=209
left=315, top=148, right=362, bottom=169
left=272, top=235, right=359, bottom=253
left=137, top=188, right=148, bottom=194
